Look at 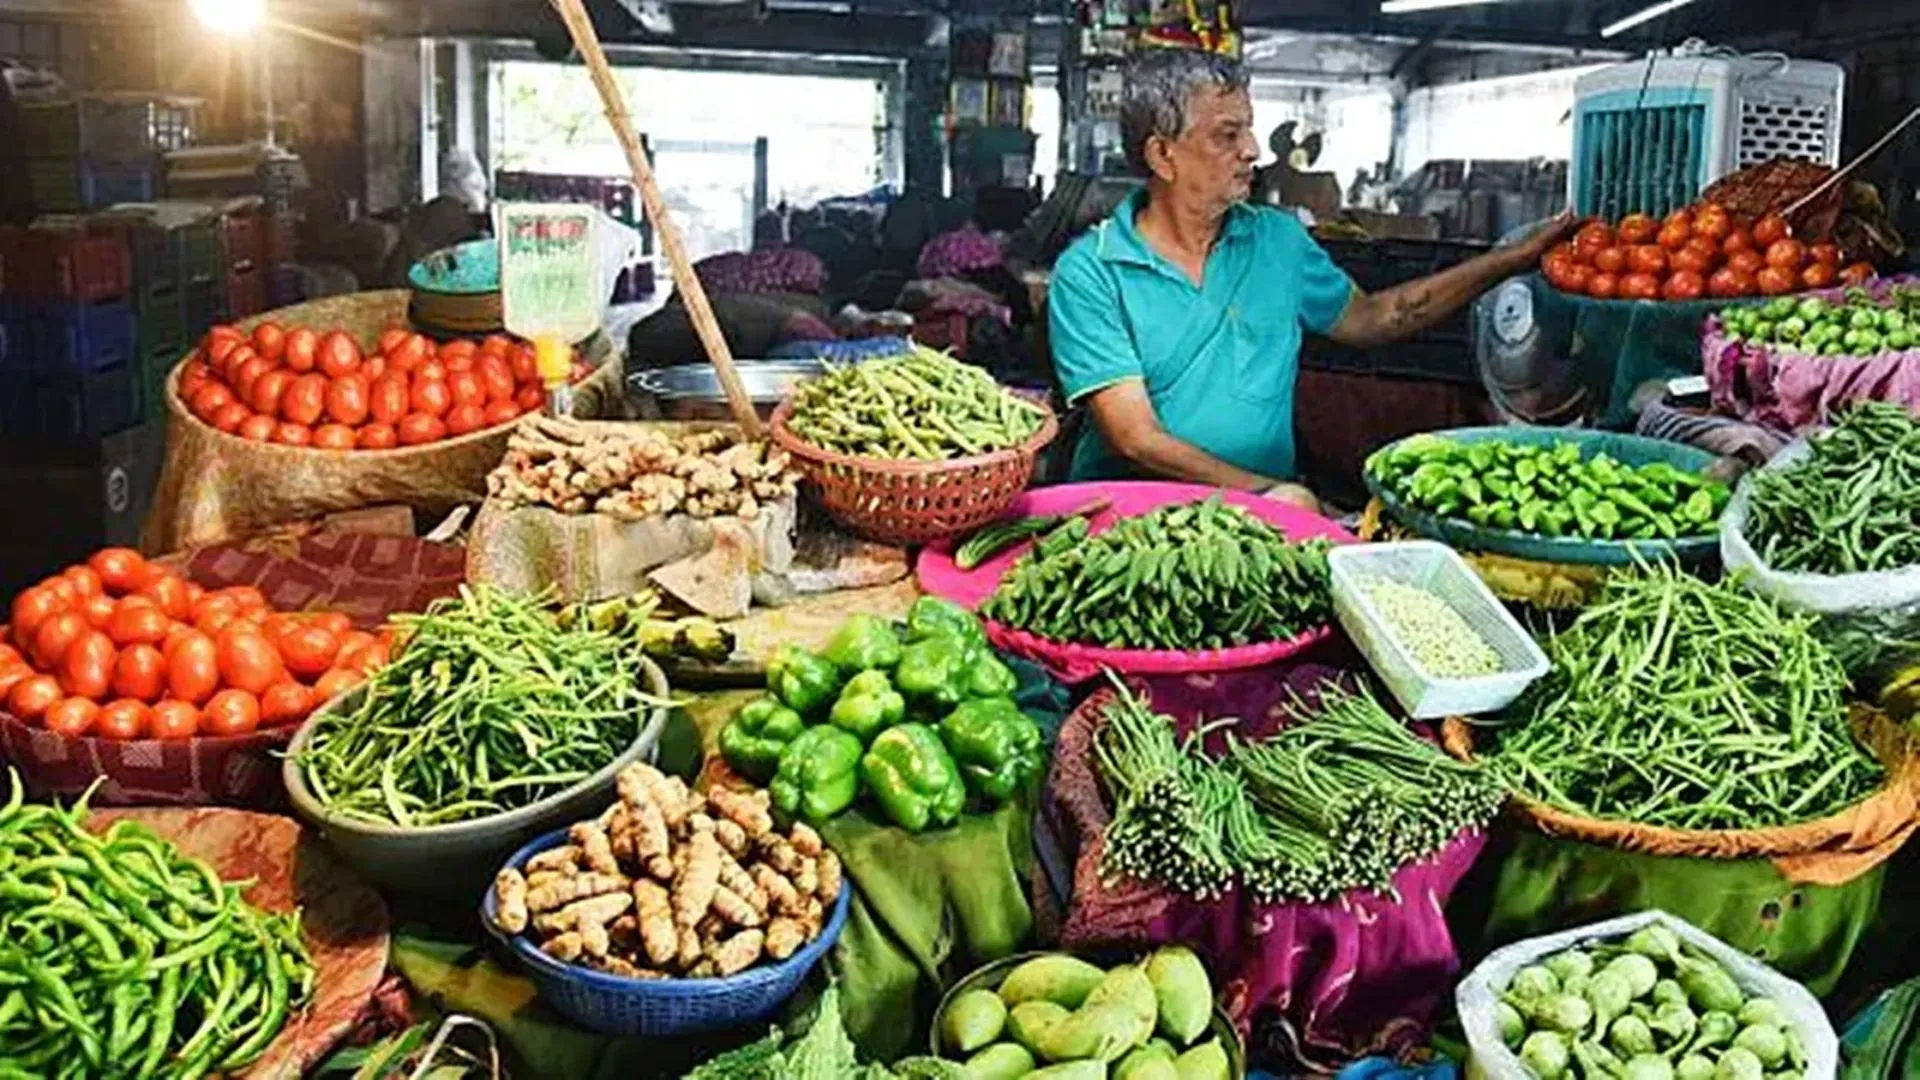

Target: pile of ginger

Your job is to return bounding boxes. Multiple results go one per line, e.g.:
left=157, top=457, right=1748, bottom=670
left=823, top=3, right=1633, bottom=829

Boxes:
left=491, top=762, right=840, bottom=979
left=485, top=416, right=799, bottom=520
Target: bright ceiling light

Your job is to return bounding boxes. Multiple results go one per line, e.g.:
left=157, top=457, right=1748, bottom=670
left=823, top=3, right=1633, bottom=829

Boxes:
left=1601, top=0, right=1699, bottom=37
left=189, top=0, right=265, bottom=34
left=1380, top=0, right=1513, bottom=13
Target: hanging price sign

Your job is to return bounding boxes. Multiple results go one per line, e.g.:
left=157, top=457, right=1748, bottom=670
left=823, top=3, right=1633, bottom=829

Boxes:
left=498, top=202, right=600, bottom=346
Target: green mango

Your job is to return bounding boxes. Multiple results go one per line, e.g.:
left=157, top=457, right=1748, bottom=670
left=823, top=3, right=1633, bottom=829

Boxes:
left=1146, top=945, right=1214, bottom=1045
left=1006, top=1001, right=1070, bottom=1055
left=1174, top=1037, right=1231, bottom=1080
left=998, top=954, right=1108, bottom=1009
left=1022, top=1062, right=1107, bottom=1080
left=959, top=1042, right=1034, bottom=1080
left=1037, top=1003, right=1147, bottom=1063
left=941, top=989, right=1008, bottom=1055
left=1115, top=1042, right=1181, bottom=1080
left=1082, top=964, right=1157, bottom=1047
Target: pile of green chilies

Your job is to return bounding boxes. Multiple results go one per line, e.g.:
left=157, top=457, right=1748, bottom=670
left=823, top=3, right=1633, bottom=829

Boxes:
left=0, top=775, right=314, bottom=1079
left=982, top=496, right=1332, bottom=651
left=295, top=585, right=669, bottom=827
left=1093, top=676, right=1502, bottom=905
left=1745, top=401, right=1920, bottom=575
left=785, top=345, right=1048, bottom=460
left=1487, top=562, right=1883, bottom=829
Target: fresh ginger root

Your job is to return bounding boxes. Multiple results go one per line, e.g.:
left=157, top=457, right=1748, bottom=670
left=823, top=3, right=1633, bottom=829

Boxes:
left=492, top=869, right=529, bottom=934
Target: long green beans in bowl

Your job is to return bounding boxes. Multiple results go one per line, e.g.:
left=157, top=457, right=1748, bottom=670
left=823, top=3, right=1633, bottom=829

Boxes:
left=283, top=586, right=673, bottom=897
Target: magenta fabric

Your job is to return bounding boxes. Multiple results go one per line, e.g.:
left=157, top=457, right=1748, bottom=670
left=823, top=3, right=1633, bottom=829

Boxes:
left=1704, top=275, right=1920, bottom=431
left=1046, top=662, right=1487, bottom=1073
left=915, top=481, right=1355, bottom=682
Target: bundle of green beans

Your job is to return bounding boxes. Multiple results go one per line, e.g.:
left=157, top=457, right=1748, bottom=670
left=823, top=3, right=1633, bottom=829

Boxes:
left=1745, top=401, right=1920, bottom=575
left=1486, top=562, right=1883, bottom=830
left=295, top=585, right=670, bottom=827
left=982, top=496, right=1332, bottom=651
left=784, top=344, right=1048, bottom=460
left=0, top=775, right=314, bottom=1079
left=1092, top=677, right=1502, bottom=905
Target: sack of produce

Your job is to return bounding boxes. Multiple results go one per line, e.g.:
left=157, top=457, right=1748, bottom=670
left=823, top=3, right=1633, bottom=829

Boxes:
left=1043, top=665, right=1493, bottom=1072
left=467, top=417, right=802, bottom=610
left=1703, top=279, right=1920, bottom=431
left=1459, top=911, right=1838, bottom=1080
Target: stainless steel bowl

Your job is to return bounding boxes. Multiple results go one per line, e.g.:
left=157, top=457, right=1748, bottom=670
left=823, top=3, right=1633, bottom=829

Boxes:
left=629, top=360, right=825, bottom=421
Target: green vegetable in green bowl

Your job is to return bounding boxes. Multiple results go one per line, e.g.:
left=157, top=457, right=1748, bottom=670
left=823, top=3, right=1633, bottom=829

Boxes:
left=1519, top=1031, right=1571, bottom=1079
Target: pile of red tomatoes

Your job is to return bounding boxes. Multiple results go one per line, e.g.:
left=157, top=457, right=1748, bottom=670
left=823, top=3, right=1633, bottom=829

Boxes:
left=1, top=548, right=389, bottom=740
left=1540, top=204, right=1876, bottom=302
left=177, top=323, right=580, bottom=450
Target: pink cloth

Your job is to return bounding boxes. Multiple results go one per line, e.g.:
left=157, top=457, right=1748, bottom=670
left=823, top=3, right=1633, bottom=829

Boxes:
left=1704, top=276, right=1920, bottom=432
left=915, top=481, right=1354, bottom=682
left=1045, top=663, right=1486, bottom=1074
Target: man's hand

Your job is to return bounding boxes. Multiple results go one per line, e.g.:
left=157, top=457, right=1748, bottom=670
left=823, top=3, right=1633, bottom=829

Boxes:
left=1259, top=483, right=1321, bottom=514
left=1514, top=210, right=1584, bottom=264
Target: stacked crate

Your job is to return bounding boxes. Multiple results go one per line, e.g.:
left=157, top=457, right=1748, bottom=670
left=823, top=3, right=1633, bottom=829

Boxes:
left=224, top=210, right=267, bottom=321
left=99, top=210, right=225, bottom=417
left=0, top=224, right=139, bottom=438
left=19, top=97, right=161, bottom=215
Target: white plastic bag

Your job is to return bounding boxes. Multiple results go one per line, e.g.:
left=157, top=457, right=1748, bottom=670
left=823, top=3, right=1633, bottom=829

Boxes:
left=1457, top=910, right=1838, bottom=1079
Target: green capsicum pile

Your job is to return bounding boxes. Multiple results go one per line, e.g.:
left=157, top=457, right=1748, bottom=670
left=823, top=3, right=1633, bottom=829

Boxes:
left=718, top=597, right=1044, bottom=832
left=1367, top=436, right=1729, bottom=541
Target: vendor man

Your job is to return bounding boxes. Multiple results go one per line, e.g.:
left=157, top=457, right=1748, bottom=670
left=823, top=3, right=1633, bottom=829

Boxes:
left=1049, top=50, right=1578, bottom=506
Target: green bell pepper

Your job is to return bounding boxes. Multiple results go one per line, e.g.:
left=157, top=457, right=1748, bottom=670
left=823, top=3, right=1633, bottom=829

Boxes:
left=768, top=645, right=843, bottom=716
left=770, top=725, right=864, bottom=824
left=822, top=613, right=902, bottom=674
left=861, top=723, right=966, bottom=832
left=904, top=595, right=986, bottom=648
left=718, top=695, right=806, bottom=783
left=828, top=669, right=906, bottom=744
left=894, top=634, right=973, bottom=710
left=962, top=651, right=1017, bottom=699
left=938, top=696, right=1042, bottom=804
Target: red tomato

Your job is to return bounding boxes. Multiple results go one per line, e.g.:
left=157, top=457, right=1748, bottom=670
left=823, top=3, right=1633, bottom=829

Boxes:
left=59, top=631, right=115, bottom=700
left=9, top=674, right=63, bottom=721
left=1663, top=208, right=1695, bottom=232
left=439, top=339, right=478, bottom=364
left=188, top=383, right=235, bottom=423
left=81, top=593, right=117, bottom=630
left=205, top=331, right=243, bottom=368
left=12, top=586, right=62, bottom=643
left=284, top=327, right=319, bottom=373
left=1753, top=213, right=1790, bottom=247
left=325, top=375, right=370, bottom=425
left=39, top=577, right=78, bottom=609
left=312, top=423, right=358, bottom=450
left=61, top=565, right=102, bottom=599
left=410, top=377, right=452, bottom=417
left=1628, top=246, right=1669, bottom=276
left=139, top=575, right=191, bottom=621
left=278, top=624, right=341, bottom=678
left=318, top=331, right=363, bottom=379
left=281, top=373, right=328, bottom=426
left=107, top=600, right=170, bottom=647
left=1572, top=223, right=1613, bottom=263
left=1840, top=262, right=1876, bottom=287
left=1656, top=222, right=1692, bottom=252
left=483, top=400, right=522, bottom=428
left=273, top=422, right=312, bottom=447
left=0, top=662, right=32, bottom=700
left=1723, top=228, right=1755, bottom=257
left=149, top=700, right=200, bottom=739
left=1585, top=272, right=1619, bottom=299
left=33, top=612, right=89, bottom=670
left=1728, top=250, right=1766, bottom=276
left=414, top=359, right=447, bottom=384
left=111, top=643, right=166, bottom=702
left=161, top=623, right=196, bottom=658
left=1620, top=273, right=1661, bottom=301
left=515, top=385, right=545, bottom=412
left=95, top=699, right=149, bottom=739
left=191, top=591, right=239, bottom=624
left=306, top=612, right=350, bottom=638
left=217, top=631, right=284, bottom=694
left=363, top=355, right=387, bottom=380
left=0, top=644, right=17, bottom=668
left=1802, top=262, right=1838, bottom=290
left=222, top=586, right=268, bottom=612
left=313, top=668, right=362, bottom=701
left=357, top=423, right=398, bottom=450
left=178, top=360, right=213, bottom=401
left=1694, top=207, right=1732, bottom=242
left=252, top=322, right=287, bottom=363
left=202, top=689, right=261, bottom=735
left=368, top=372, right=410, bottom=424
left=1591, top=247, right=1627, bottom=275
left=1663, top=270, right=1706, bottom=301
left=476, top=356, right=516, bottom=403
left=1616, top=213, right=1657, bottom=246
left=1808, top=242, right=1842, bottom=267
left=397, top=413, right=448, bottom=446
left=88, top=549, right=145, bottom=595
left=448, top=370, right=485, bottom=409
left=509, top=347, right=538, bottom=383
left=238, top=414, right=277, bottom=442
left=1670, top=248, right=1712, bottom=276
left=1541, top=252, right=1573, bottom=288
left=445, top=403, right=486, bottom=437
left=261, top=681, right=316, bottom=727
left=166, top=632, right=220, bottom=704
left=211, top=401, right=251, bottom=434
left=42, top=695, right=98, bottom=737
left=1757, top=266, right=1798, bottom=295
left=378, top=328, right=410, bottom=356
left=482, top=334, right=513, bottom=357
left=386, top=335, right=427, bottom=375
left=1766, top=239, right=1808, bottom=269
left=249, top=369, right=292, bottom=417
left=232, top=354, right=273, bottom=399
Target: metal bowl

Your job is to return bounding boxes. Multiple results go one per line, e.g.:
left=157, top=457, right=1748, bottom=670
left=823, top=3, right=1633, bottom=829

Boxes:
left=629, top=360, right=826, bottom=421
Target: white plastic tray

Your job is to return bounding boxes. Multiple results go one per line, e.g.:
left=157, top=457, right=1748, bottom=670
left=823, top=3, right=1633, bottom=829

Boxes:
left=1328, top=541, right=1548, bottom=719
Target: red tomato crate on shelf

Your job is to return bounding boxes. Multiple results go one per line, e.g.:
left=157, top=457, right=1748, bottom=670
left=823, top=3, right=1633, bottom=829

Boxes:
left=0, top=226, right=132, bottom=305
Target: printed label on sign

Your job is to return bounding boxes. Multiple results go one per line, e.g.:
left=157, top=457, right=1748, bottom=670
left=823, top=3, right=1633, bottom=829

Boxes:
left=106, top=466, right=129, bottom=514
left=1492, top=280, right=1534, bottom=345
left=498, top=203, right=599, bottom=344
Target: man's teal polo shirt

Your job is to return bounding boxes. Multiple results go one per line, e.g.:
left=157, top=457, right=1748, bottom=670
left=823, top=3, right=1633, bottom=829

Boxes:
left=1047, top=190, right=1355, bottom=482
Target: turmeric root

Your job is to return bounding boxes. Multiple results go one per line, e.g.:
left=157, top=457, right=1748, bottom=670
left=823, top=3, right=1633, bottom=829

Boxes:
left=713, top=819, right=748, bottom=857
left=788, top=821, right=824, bottom=858
left=542, top=932, right=585, bottom=962
left=527, top=872, right=628, bottom=914
left=571, top=822, right=619, bottom=875
left=677, top=925, right=703, bottom=970
left=711, top=929, right=766, bottom=977
left=716, top=851, right=765, bottom=914
left=752, top=863, right=803, bottom=915
left=526, top=845, right=583, bottom=876
left=760, top=837, right=801, bottom=876
left=709, top=787, right=774, bottom=839
left=794, top=857, right=819, bottom=898
left=492, top=869, right=530, bottom=934
left=673, top=830, right=722, bottom=931
left=533, top=891, right=632, bottom=937
left=816, top=849, right=843, bottom=904
left=631, top=880, right=678, bottom=966
left=764, top=916, right=808, bottom=960
left=711, top=885, right=762, bottom=928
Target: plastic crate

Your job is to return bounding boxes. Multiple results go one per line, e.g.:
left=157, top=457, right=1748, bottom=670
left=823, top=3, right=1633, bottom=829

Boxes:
left=1327, top=540, right=1547, bottom=719
left=133, top=339, right=182, bottom=423
left=183, top=277, right=224, bottom=339
left=226, top=264, right=265, bottom=321
left=19, top=98, right=156, bottom=162
left=135, top=283, right=186, bottom=359
left=27, top=159, right=157, bottom=214
left=224, top=213, right=264, bottom=268
left=123, top=222, right=183, bottom=299
left=31, top=301, right=137, bottom=377
left=181, top=221, right=223, bottom=284
left=0, top=227, right=132, bottom=305
left=0, top=363, right=138, bottom=438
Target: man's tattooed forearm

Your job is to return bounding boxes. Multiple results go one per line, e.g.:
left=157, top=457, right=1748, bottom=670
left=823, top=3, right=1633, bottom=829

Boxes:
left=1384, top=287, right=1434, bottom=333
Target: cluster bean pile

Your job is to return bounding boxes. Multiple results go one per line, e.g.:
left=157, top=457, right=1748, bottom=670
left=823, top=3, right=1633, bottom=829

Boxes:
left=0, top=778, right=314, bottom=1078
left=295, top=586, right=669, bottom=827
left=1363, top=578, right=1503, bottom=679
left=1744, top=401, right=1920, bottom=574
left=1487, top=563, right=1882, bottom=829
left=782, top=346, right=1049, bottom=460
left=982, top=497, right=1333, bottom=651
left=1095, top=678, right=1503, bottom=904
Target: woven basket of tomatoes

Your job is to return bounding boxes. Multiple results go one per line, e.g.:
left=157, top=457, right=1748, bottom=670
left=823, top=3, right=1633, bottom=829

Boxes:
left=144, top=290, right=603, bottom=552
left=0, top=547, right=388, bottom=807
left=1540, top=204, right=1878, bottom=303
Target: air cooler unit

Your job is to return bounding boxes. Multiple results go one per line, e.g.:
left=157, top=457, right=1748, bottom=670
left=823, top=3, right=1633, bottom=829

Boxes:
left=1571, top=53, right=1845, bottom=220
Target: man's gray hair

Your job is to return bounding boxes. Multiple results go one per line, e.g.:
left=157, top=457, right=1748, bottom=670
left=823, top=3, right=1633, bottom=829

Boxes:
left=1120, top=50, right=1249, bottom=175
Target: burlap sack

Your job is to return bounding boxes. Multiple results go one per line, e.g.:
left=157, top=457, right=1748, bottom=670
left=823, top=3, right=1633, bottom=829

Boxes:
left=141, top=290, right=613, bottom=553
left=1442, top=706, right=1920, bottom=886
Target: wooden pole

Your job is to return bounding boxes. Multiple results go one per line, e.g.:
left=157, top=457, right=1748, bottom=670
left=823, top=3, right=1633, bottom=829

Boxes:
left=545, top=0, right=764, bottom=439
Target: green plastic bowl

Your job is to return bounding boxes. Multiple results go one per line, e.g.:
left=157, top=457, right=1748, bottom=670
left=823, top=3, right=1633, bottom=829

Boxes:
left=928, top=950, right=1246, bottom=1075
left=1365, top=426, right=1724, bottom=567
left=282, top=656, right=671, bottom=899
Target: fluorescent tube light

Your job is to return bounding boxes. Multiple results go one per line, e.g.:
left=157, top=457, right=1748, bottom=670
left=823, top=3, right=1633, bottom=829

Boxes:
left=1601, top=0, right=1700, bottom=37
left=1380, top=0, right=1512, bottom=12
